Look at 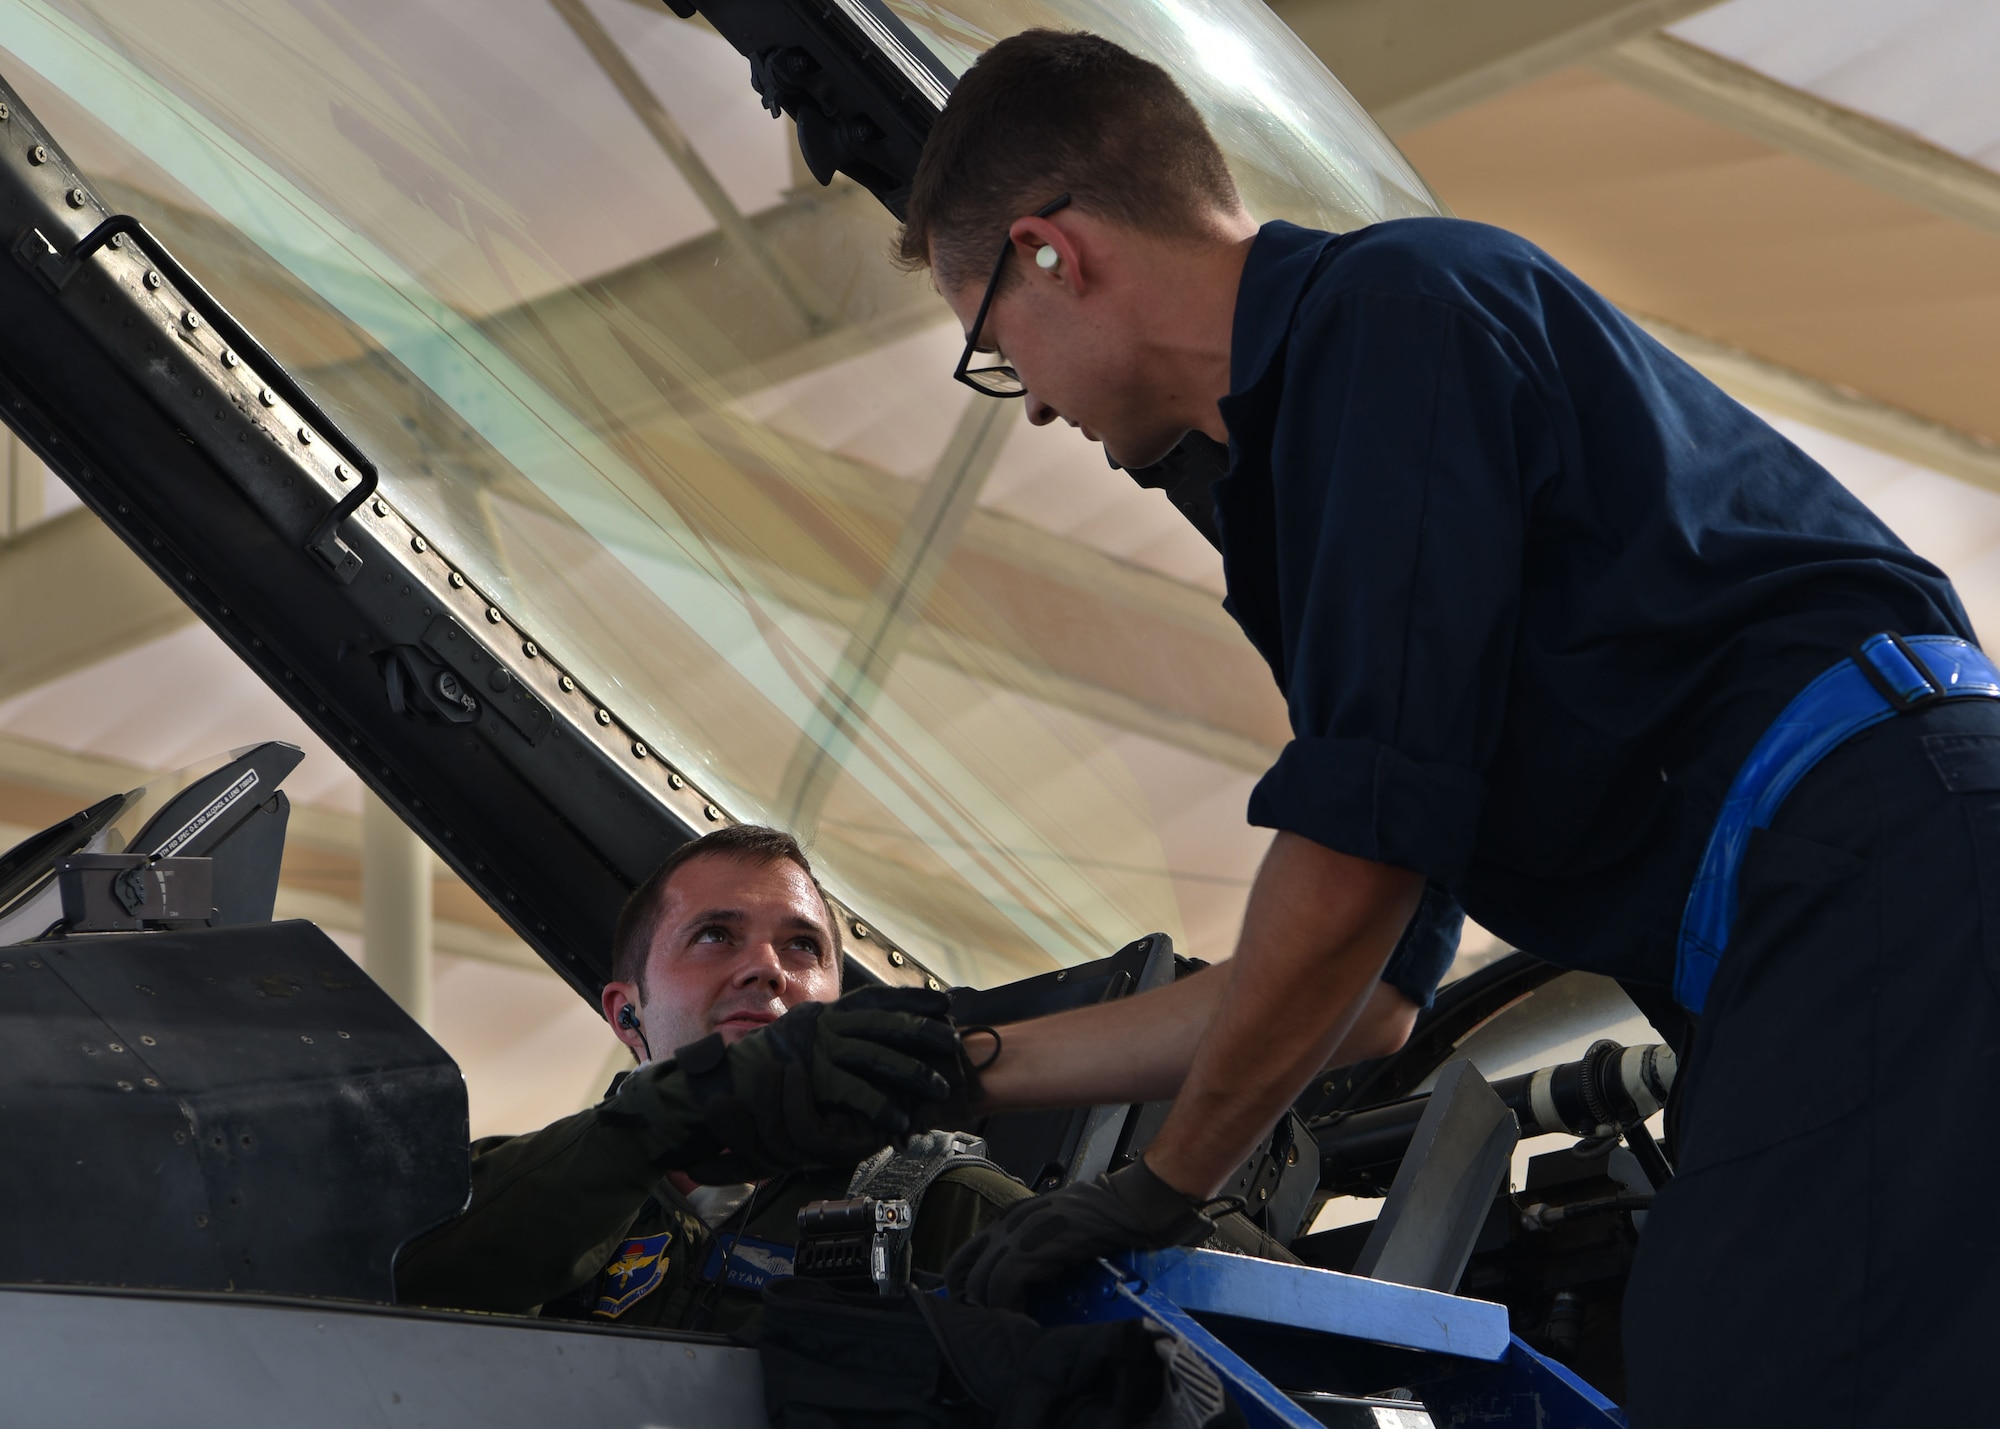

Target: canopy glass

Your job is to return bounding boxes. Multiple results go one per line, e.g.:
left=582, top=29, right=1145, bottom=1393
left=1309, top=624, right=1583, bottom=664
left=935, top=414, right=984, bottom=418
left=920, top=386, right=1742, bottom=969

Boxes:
left=0, top=0, right=1438, bottom=986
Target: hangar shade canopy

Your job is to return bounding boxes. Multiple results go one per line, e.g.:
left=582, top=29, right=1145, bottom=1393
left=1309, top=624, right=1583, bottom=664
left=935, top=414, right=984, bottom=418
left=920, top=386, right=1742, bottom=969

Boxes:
left=0, top=0, right=1438, bottom=987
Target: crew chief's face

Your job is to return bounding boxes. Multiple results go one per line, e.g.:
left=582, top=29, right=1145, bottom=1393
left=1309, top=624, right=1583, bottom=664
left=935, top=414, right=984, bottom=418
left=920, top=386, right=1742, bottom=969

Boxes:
left=942, top=231, right=1192, bottom=471
left=601, top=854, right=840, bottom=1063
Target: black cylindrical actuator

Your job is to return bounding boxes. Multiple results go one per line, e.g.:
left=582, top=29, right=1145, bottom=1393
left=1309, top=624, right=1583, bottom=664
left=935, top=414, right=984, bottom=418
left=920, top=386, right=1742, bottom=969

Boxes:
left=1313, top=1040, right=1676, bottom=1196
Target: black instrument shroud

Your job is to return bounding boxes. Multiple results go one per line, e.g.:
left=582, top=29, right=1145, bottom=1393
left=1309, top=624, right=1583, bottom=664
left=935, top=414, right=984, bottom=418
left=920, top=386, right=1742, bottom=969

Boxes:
left=0, top=921, right=466, bottom=1301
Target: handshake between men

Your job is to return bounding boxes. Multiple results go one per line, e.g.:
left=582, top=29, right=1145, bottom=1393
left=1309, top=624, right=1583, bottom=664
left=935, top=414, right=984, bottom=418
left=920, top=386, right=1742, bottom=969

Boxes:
left=626, top=980, right=1225, bottom=1316
left=609, top=983, right=978, bottom=1183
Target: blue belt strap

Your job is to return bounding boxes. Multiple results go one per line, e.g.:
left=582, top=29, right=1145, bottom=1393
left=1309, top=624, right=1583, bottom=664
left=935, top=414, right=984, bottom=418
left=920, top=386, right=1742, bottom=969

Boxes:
left=1675, top=633, right=2000, bottom=1014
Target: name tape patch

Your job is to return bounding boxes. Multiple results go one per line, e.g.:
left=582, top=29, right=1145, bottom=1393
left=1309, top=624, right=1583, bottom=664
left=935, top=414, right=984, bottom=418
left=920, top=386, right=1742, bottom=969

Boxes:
left=701, top=1232, right=794, bottom=1292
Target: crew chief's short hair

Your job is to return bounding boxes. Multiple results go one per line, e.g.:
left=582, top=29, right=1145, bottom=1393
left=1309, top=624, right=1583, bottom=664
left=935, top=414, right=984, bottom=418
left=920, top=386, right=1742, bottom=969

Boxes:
left=897, top=29, right=1241, bottom=290
left=609, top=825, right=840, bottom=994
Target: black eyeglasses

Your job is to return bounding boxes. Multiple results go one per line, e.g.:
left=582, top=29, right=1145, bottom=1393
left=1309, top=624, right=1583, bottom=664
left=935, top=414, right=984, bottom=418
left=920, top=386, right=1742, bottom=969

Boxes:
left=953, top=193, right=1072, bottom=398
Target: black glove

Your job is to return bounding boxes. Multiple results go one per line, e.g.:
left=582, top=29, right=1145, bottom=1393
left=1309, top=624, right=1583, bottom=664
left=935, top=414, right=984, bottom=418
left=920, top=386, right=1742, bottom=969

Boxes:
left=945, top=1158, right=1216, bottom=1310
left=671, top=985, right=966, bottom=1181
left=909, top=1017, right=1000, bottom=1132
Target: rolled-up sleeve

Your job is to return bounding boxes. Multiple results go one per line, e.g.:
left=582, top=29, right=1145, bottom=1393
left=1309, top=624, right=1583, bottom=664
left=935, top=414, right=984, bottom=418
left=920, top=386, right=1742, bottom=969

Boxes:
left=1242, top=285, right=1543, bottom=886
left=1378, top=881, right=1465, bottom=1007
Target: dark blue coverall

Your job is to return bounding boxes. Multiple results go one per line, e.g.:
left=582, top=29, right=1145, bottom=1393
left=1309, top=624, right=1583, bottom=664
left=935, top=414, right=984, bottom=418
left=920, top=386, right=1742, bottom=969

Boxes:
left=1215, top=217, right=2000, bottom=1425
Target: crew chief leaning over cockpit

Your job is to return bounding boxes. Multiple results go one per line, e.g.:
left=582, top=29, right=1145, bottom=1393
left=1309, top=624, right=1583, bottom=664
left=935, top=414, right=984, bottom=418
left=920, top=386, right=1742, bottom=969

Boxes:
left=909, top=30, right=2000, bottom=1428
left=394, top=826, right=1018, bottom=1332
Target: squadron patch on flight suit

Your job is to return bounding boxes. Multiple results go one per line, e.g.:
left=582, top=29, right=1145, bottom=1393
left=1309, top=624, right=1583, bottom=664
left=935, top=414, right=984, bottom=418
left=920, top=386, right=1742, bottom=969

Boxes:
left=593, top=1231, right=673, bottom=1318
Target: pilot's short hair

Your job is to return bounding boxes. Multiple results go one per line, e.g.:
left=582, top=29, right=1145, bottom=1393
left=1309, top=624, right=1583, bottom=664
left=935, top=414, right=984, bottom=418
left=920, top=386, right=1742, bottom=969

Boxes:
left=897, top=29, right=1240, bottom=291
left=609, top=825, right=840, bottom=994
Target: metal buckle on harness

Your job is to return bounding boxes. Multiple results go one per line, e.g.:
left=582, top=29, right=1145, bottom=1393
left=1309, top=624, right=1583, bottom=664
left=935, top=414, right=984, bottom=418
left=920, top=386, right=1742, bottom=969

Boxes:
left=793, top=1196, right=915, bottom=1296
left=1852, top=632, right=1944, bottom=713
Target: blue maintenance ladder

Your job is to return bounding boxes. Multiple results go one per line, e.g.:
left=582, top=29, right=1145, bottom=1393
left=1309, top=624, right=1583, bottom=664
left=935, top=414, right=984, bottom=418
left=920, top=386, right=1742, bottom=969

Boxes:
left=1040, top=1247, right=1626, bottom=1429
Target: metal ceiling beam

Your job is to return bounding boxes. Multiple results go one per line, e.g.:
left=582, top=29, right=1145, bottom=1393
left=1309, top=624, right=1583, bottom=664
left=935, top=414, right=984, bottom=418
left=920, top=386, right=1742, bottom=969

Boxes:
left=0, top=506, right=196, bottom=700
left=545, top=0, right=838, bottom=334
left=1268, top=0, right=1720, bottom=135
left=1636, top=314, right=2000, bottom=498
left=778, top=396, right=1014, bottom=827
left=694, top=431, right=1288, bottom=772
left=1599, top=34, right=2000, bottom=242
left=0, top=729, right=144, bottom=806
left=275, top=886, right=547, bottom=972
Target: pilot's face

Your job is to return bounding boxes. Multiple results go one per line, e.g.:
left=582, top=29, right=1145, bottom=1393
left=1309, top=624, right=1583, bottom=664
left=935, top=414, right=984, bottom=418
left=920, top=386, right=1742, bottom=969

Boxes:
left=621, top=854, right=840, bottom=1059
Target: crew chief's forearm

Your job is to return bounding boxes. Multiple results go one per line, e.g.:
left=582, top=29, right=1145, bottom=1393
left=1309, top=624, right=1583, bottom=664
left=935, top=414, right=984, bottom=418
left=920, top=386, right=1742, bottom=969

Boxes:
left=972, top=960, right=1230, bottom=1111
left=1144, top=834, right=1422, bottom=1198
left=971, top=914, right=1421, bottom=1114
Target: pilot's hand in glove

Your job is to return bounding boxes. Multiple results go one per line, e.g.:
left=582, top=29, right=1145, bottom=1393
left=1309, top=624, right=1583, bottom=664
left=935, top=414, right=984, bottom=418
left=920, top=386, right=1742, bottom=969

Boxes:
left=945, top=1158, right=1216, bottom=1310
left=610, top=985, right=967, bottom=1182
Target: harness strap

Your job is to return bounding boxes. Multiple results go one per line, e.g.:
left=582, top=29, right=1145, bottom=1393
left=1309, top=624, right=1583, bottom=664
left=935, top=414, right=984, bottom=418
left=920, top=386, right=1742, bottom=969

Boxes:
left=844, top=1130, right=997, bottom=1275
left=1675, top=633, right=2000, bottom=1014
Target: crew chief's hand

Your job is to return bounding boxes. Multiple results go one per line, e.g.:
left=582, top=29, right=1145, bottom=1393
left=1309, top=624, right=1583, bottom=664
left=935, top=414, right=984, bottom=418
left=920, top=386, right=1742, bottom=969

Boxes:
left=609, top=985, right=967, bottom=1181
left=944, top=1157, right=1215, bottom=1310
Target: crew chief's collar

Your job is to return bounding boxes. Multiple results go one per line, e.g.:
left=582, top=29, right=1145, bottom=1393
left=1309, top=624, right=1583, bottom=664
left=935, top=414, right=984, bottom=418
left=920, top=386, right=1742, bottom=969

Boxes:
left=1226, top=220, right=1341, bottom=402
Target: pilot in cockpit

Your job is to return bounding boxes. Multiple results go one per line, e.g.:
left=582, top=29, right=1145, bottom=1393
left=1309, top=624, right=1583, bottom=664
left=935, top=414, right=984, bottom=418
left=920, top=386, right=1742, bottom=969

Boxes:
left=394, top=821, right=1450, bottom=1342
left=394, top=823, right=1022, bottom=1333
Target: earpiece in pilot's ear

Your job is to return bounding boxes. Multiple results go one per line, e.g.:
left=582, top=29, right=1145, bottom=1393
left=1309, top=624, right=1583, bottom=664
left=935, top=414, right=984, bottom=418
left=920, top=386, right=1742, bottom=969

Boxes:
left=1035, top=244, right=1060, bottom=272
left=617, top=1002, right=653, bottom=1063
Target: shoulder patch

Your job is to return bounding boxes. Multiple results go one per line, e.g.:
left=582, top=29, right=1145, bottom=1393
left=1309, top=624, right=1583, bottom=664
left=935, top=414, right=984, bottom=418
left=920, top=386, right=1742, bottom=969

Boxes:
left=593, top=1231, right=673, bottom=1318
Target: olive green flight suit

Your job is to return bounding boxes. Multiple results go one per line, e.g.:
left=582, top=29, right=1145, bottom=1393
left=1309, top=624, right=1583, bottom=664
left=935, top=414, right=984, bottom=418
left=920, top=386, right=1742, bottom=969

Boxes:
left=395, top=1099, right=1030, bottom=1335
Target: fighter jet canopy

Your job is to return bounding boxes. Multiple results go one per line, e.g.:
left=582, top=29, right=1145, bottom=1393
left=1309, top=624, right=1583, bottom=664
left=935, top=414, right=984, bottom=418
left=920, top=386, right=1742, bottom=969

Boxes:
left=0, top=0, right=1437, bottom=994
